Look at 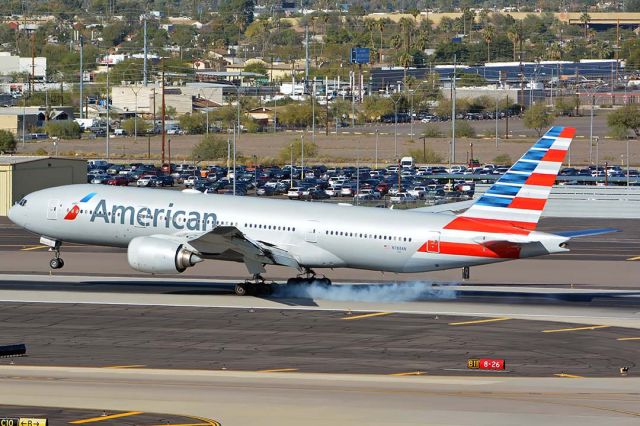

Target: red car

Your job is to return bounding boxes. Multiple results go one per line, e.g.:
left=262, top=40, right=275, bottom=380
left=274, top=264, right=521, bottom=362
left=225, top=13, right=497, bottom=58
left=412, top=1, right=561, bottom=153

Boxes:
left=375, top=182, right=389, bottom=195
left=106, top=175, right=129, bottom=186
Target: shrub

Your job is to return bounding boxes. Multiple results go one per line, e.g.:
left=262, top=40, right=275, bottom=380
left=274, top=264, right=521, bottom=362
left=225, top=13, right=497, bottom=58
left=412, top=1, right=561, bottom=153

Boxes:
left=452, top=121, right=476, bottom=138
left=0, top=130, right=16, bottom=153
left=420, top=124, right=443, bottom=138
left=408, top=147, right=443, bottom=163
left=192, top=135, right=229, bottom=160
left=44, top=121, right=81, bottom=139
left=492, top=153, right=512, bottom=165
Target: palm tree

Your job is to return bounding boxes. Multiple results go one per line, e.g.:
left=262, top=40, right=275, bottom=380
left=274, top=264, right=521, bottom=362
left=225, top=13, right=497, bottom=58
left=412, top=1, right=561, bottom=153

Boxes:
left=483, top=25, right=495, bottom=63
left=580, top=11, right=591, bottom=39
left=398, top=17, right=414, bottom=52
left=507, top=26, right=521, bottom=61
left=398, top=52, right=413, bottom=81
left=377, top=20, right=386, bottom=63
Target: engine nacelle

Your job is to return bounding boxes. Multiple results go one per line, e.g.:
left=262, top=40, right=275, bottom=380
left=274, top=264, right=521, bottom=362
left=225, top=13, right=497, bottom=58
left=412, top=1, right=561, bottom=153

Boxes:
left=127, top=236, right=202, bottom=274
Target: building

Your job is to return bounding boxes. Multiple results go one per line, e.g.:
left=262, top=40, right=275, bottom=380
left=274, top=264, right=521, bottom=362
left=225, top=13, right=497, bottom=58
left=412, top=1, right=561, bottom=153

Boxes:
left=0, top=52, right=47, bottom=79
left=0, top=156, right=86, bottom=216
left=0, top=107, right=75, bottom=135
left=111, top=83, right=225, bottom=116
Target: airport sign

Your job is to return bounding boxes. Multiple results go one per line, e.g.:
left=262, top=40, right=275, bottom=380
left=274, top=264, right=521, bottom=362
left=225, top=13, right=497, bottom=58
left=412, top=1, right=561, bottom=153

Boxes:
left=350, top=48, right=370, bottom=64
left=467, top=358, right=505, bottom=370
left=0, top=419, right=47, bottom=426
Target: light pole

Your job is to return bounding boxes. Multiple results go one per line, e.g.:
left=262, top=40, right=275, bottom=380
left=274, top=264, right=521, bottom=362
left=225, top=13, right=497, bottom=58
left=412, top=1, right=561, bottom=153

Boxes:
left=232, top=124, right=236, bottom=196
left=375, top=128, right=379, bottom=170
left=409, top=89, right=414, bottom=139
left=301, top=134, right=304, bottom=178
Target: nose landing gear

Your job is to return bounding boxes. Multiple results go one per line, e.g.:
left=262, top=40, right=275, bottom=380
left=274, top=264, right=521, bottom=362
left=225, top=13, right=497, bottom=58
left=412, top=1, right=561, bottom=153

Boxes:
left=41, top=236, right=64, bottom=270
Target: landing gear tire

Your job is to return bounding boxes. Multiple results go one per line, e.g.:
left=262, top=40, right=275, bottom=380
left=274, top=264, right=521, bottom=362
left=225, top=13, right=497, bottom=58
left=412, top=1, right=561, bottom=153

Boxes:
left=234, top=283, right=248, bottom=296
left=462, top=266, right=470, bottom=280
left=49, top=258, right=63, bottom=270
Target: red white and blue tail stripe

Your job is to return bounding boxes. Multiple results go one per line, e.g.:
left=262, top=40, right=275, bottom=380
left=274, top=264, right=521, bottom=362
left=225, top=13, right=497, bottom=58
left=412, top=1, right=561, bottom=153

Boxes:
left=445, top=126, right=575, bottom=234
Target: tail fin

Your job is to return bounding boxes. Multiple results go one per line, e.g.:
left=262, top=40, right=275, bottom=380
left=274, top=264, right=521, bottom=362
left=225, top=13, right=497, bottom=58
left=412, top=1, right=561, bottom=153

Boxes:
left=446, top=126, right=575, bottom=234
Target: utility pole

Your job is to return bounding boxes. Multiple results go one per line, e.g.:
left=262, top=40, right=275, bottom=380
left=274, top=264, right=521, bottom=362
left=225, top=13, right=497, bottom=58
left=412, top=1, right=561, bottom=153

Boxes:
left=30, top=31, right=35, bottom=96
left=304, top=24, right=309, bottom=91
left=161, top=65, right=166, bottom=167
left=143, top=15, right=148, bottom=86
left=106, top=67, right=110, bottom=160
left=79, top=35, right=84, bottom=118
left=451, top=54, right=456, bottom=164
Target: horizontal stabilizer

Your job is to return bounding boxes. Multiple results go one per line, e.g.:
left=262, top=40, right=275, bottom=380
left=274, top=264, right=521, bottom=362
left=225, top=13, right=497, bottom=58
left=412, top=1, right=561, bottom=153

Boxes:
left=553, top=228, right=619, bottom=238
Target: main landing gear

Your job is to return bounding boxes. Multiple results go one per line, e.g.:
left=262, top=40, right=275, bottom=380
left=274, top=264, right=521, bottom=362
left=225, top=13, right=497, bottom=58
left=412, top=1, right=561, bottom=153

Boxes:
left=234, top=275, right=274, bottom=296
left=233, top=269, right=333, bottom=296
left=462, top=266, right=470, bottom=280
left=286, top=268, right=332, bottom=286
left=41, top=237, right=64, bottom=270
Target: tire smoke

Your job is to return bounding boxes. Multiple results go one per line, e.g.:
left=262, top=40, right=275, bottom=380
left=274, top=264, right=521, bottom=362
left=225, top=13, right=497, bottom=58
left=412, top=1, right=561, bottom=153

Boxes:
left=271, top=281, right=457, bottom=302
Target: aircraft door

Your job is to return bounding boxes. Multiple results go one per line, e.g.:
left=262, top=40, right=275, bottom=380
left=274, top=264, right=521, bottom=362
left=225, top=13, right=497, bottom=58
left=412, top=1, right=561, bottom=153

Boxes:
left=304, top=220, right=318, bottom=243
left=47, top=199, right=60, bottom=220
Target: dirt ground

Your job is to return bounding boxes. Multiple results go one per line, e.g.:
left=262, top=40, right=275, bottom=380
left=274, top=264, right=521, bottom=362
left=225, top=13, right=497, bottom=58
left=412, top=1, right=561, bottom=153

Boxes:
left=12, top=119, right=640, bottom=168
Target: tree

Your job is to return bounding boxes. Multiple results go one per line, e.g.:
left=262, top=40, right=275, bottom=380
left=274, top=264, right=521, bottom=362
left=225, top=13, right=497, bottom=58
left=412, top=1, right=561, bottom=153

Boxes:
left=506, top=26, right=521, bottom=61
left=192, top=135, right=228, bottom=160
left=45, top=121, right=81, bottom=139
left=244, top=61, right=267, bottom=76
left=278, top=139, right=318, bottom=163
left=580, top=12, right=591, bottom=39
left=483, top=25, right=495, bottom=63
left=179, top=112, right=207, bottom=134
left=121, top=118, right=150, bottom=136
left=0, top=130, right=16, bottom=153
left=607, top=104, right=640, bottom=138
left=523, top=102, right=553, bottom=136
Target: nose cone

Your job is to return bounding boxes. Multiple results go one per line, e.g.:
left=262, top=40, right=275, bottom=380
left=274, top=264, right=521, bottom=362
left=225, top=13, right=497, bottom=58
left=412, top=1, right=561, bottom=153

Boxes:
left=8, top=203, right=24, bottom=227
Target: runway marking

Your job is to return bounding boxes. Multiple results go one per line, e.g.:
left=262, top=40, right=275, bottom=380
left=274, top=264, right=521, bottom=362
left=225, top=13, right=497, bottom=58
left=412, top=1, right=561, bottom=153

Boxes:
left=102, top=364, right=146, bottom=369
left=542, top=325, right=610, bottom=333
left=626, top=256, right=640, bottom=261
left=257, top=368, right=299, bottom=373
left=554, top=373, right=584, bottom=378
left=448, top=317, right=511, bottom=326
left=342, top=312, right=392, bottom=320
left=617, top=337, right=640, bottom=341
left=69, top=411, right=143, bottom=424
left=20, top=245, right=48, bottom=251
left=389, top=371, right=426, bottom=376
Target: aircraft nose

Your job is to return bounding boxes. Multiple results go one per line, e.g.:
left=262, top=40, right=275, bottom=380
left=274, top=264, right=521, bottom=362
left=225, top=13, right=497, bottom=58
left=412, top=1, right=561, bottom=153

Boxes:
left=7, top=204, right=18, bottom=224
left=7, top=202, right=25, bottom=227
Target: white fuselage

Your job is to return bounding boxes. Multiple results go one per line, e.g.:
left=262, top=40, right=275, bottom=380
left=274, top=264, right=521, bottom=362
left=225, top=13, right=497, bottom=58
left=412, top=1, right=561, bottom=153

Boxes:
left=8, top=184, right=567, bottom=274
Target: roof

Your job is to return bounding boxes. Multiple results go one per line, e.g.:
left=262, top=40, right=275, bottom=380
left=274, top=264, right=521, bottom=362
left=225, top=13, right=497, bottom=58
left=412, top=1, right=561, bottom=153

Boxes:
left=0, top=156, right=84, bottom=165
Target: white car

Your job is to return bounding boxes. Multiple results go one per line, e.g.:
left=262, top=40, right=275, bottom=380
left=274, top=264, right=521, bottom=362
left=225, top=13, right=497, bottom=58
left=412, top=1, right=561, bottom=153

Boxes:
left=408, top=186, right=427, bottom=199
left=287, top=187, right=303, bottom=199
left=355, top=188, right=381, bottom=199
left=389, top=192, right=416, bottom=203
left=324, top=185, right=342, bottom=197
left=183, top=176, right=199, bottom=187
left=340, top=185, right=356, bottom=197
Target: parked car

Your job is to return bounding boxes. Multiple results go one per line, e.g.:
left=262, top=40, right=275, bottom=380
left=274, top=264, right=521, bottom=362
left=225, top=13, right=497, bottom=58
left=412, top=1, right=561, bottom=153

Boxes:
left=287, top=187, right=303, bottom=199
left=156, top=175, right=175, bottom=187
left=106, top=175, right=129, bottom=186
left=137, top=175, right=159, bottom=187
left=389, top=192, right=416, bottom=203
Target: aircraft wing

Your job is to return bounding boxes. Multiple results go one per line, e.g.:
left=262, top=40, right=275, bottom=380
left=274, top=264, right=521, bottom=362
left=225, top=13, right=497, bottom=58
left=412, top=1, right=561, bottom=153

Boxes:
left=180, top=226, right=301, bottom=270
left=412, top=200, right=475, bottom=214
left=552, top=228, right=619, bottom=238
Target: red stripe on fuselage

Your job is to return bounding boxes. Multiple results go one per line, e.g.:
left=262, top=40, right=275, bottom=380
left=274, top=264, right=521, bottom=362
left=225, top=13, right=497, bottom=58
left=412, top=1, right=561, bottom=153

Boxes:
left=438, top=241, right=521, bottom=258
left=508, top=197, right=547, bottom=211
left=445, top=216, right=534, bottom=235
left=525, top=173, right=557, bottom=187
left=542, top=149, right=567, bottom=163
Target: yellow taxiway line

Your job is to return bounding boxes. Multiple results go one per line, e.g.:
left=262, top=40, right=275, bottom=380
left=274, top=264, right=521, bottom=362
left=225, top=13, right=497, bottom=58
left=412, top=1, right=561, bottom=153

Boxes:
left=542, top=325, right=610, bottom=333
left=257, top=368, right=299, bottom=373
left=554, top=373, right=584, bottom=378
left=102, top=364, right=147, bottom=369
left=20, top=245, right=48, bottom=251
left=69, top=411, right=143, bottom=424
left=448, top=317, right=511, bottom=326
left=389, top=371, right=426, bottom=376
left=626, top=256, right=640, bottom=261
left=617, top=337, right=640, bottom=341
left=342, top=312, right=392, bottom=320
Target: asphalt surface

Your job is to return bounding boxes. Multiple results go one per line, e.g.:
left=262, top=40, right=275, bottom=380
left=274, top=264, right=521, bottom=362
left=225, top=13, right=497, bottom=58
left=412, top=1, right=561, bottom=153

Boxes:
left=0, top=299, right=638, bottom=377
left=0, top=405, right=219, bottom=425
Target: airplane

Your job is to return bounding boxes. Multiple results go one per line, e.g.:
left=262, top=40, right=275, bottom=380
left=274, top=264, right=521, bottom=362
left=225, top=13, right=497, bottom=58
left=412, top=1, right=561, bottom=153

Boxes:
left=7, top=126, right=615, bottom=296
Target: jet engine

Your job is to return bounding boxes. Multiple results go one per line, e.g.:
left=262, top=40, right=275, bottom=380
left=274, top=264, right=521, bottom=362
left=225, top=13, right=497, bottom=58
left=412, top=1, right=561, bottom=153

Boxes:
left=127, top=236, right=202, bottom=274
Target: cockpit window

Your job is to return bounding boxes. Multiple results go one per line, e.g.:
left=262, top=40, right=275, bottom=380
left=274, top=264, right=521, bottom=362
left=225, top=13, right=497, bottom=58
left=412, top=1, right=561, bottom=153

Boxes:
left=17, top=198, right=27, bottom=206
